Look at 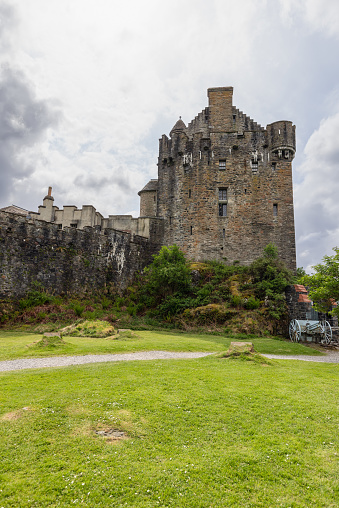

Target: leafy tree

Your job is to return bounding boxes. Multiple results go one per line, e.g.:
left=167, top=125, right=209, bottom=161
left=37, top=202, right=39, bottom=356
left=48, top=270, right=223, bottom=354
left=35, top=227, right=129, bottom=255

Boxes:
left=138, top=245, right=193, bottom=315
left=301, top=247, right=339, bottom=317
left=295, top=266, right=306, bottom=282
left=249, top=243, right=293, bottom=320
left=263, top=242, right=279, bottom=260
left=144, top=245, right=192, bottom=296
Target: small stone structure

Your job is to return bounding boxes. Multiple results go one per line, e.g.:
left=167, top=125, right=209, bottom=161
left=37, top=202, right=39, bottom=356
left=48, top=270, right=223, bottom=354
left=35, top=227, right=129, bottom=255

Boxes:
left=286, top=284, right=338, bottom=342
left=285, top=285, right=313, bottom=321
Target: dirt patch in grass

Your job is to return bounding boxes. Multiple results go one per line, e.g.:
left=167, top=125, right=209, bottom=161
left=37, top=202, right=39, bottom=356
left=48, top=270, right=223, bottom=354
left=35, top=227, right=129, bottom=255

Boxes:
left=1, top=407, right=34, bottom=421
left=94, top=426, right=129, bottom=442
left=72, top=418, right=133, bottom=444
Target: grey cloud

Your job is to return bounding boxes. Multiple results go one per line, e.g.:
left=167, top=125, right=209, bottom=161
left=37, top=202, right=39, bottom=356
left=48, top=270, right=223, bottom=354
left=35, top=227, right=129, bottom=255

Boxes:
left=0, top=66, right=60, bottom=202
left=73, top=170, right=132, bottom=192
left=0, top=2, right=17, bottom=50
left=294, top=110, right=339, bottom=270
left=73, top=174, right=112, bottom=190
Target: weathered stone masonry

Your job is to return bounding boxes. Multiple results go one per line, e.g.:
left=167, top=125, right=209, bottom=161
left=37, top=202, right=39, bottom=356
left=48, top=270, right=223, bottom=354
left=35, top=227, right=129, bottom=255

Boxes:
left=0, top=212, right=163, bottom=298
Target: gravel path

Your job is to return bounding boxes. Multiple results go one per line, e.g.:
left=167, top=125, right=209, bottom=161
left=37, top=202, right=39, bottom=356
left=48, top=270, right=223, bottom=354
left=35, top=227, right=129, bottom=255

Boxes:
left=0, top=351, right=214, bottom=372
left=0, top=350, right=338, bottom=372
left=262, top=351, right=339, bottom=363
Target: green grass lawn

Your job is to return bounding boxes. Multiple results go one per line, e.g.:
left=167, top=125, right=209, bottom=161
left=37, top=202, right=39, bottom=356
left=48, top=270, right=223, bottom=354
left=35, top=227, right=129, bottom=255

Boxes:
left=0, top=330, right=323, bottom=361
left=0, top=355, right=338, bottom=507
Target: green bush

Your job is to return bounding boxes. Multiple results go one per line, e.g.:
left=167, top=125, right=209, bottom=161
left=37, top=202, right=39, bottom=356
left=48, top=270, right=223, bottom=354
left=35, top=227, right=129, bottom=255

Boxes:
left=72, top=303, right=84, bottom=317
left=19, top=286, right=54, bottom=310
left=101, top=296, right=112, bottom=310
left=249, top=243, right=292, bottom=320
left=143, top=245, right=192, bottom=299
left=230, top=295, right=243, bottom=308
left=244, top=296, right=261, bottom=310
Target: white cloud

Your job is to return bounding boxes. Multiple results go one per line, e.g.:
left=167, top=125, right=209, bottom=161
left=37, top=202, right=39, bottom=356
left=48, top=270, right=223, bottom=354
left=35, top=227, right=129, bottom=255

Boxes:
left=279, top=0, right=339, bottom=37
left=294, top=110, right=339, bottom=271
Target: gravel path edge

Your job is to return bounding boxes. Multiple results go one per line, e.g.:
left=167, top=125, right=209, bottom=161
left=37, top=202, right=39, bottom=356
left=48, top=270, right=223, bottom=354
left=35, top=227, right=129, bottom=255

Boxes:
left=0, top=351, right=214, bottom=372
left=0, top=350, right=338, bottom=372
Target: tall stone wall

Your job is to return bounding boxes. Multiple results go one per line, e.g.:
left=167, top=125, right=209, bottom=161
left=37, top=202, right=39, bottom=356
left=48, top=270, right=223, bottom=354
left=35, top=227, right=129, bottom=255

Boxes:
left=0, top=212, right=163, bottom=298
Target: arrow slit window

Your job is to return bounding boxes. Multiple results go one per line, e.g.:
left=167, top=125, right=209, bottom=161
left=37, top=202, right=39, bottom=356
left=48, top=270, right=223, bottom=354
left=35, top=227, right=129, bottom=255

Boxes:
left=218, top=188, right=228, bottom=217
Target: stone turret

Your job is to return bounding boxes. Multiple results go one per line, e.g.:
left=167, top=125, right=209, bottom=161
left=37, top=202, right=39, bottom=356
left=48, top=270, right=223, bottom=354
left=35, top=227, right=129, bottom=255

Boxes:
left=138, top=179, right=158, bottom=217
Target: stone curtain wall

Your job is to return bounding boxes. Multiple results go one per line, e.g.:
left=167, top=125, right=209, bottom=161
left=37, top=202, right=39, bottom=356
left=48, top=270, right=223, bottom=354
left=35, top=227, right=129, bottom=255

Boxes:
left=0, top=212, right=162, bottom=298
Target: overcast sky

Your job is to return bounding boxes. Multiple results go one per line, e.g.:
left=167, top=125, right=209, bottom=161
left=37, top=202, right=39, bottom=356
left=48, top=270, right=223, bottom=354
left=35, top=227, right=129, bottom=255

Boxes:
left=0, top=0, right=338, bottom=272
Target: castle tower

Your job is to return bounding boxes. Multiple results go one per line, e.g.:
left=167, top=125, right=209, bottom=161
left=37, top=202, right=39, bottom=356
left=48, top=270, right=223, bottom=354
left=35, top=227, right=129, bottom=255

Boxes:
left=141, top=87, right=296, bottom=270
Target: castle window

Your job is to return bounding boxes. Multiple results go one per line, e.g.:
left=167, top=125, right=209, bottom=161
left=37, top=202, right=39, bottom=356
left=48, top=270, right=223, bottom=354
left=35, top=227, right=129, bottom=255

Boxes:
left=58, top=224, right=62, bottom=230
left=219, top=188, right=227, bottom=201
left=273, top=204, right=278, bottom=217
left=251, top=161, right=258, bottom=173
left=189, top=189, right=192, bottom=198
left=219, top=160, right=226, bottom=171
left=219, top=204, right=227, bottom=217
left=223, top=228, right=226, bottom=239
left=70, top=223, right=77, bottom=228
left=190, top=226, right=193, bottom=235
left=272, top=163, right=277, bottom=171
left=218, top=187, right=228, bottom=217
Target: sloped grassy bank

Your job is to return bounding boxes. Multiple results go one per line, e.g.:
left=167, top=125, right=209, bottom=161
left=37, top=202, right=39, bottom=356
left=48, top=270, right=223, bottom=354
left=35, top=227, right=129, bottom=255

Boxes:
left=0, top=244, right=294, bottom=337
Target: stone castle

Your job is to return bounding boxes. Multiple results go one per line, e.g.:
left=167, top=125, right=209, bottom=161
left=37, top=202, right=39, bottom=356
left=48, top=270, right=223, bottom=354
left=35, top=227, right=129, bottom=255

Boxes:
left=140, top=86, right=296, bottom=270
left=0, top=87, right=296, bottom=297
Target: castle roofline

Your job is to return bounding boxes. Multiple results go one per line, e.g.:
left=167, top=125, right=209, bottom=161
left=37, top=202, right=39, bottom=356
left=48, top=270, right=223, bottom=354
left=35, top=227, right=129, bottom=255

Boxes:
left=207, top=86, right=233, bottom=93
left=0, top=205, right=29, bottom=215
left=138, top=179, right=158, bottom=195
left=170, top=117, right=186, bottom=136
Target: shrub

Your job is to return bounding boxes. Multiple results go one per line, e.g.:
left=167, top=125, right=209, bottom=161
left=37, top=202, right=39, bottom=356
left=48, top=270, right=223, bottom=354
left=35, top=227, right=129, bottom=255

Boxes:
left=19, top=286, right=54, bottom=310
left=183, top=304, right=234, bottom=324
left=72, top=303, right=84, bottom=317
left=249, top=244, right=292, bottom=320
left=244, top=296, right=261, bottom=310
left=142, top=245, right=192, bottom=302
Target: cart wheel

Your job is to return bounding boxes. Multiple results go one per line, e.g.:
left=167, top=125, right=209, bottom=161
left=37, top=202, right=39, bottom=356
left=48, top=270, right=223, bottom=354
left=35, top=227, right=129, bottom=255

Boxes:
left=320, top=321, right=332, bottom=345
left=289, top=319, right=301, bottom=342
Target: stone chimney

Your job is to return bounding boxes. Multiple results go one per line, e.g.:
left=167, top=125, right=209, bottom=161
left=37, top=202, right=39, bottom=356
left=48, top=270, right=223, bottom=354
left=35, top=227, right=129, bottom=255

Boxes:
left=207, top=87, right=234, bottom=132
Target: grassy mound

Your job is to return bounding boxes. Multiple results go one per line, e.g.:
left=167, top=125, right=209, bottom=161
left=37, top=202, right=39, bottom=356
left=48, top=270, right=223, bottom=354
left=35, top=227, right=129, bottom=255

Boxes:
left=115, top=329, right=141, bottom=340
left=217, top=341, right=275, bottom=364
left=28, top=333, right=66, bottom=349
left=60, top=320, right=116, bottom=338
